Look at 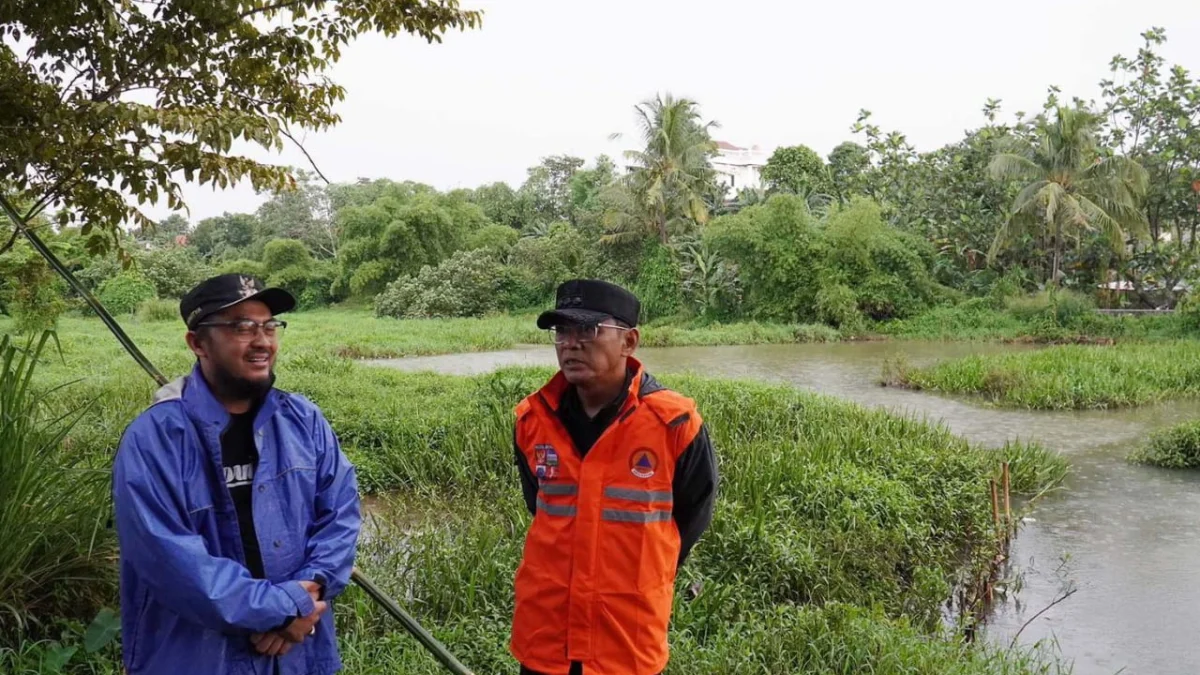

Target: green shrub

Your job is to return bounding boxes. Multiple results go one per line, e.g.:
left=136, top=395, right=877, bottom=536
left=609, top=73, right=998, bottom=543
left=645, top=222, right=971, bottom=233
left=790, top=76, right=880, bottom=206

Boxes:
left=1005, top=289, right=1095, bottom=328
left=1130, top=419, right=1200, bottom=468
left=508, top=225, right=597, bottom=298
left=705, top=194, right=823, bottom=322
left=816, top=283, right=861, bottom=329
left=215, top=258, right=268, bottom=280
left=262, top=239, right=312, bottom=272
left=632, top=243, right=682, bottom=321
left=267, top=260, right=336, bottom=310
left=375, top=250, right=505, bottom=319
left=465, top=224, right=519, bottom=257
left=137, top=247, right=212, bottom=299
left=97, top=273, right=157, bottom=315
left=1177, top=289, right=1200, bottom=331
left=135, top=298, right=179, bottom=323
left=0, top=244, right=67, bottom=333
left=498, top=265, right=547, bottom=312
left=822, top=198, right=940, bottom=321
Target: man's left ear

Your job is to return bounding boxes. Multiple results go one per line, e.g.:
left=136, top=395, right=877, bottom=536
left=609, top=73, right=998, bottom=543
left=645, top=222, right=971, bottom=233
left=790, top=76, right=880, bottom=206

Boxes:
left=623, top=328, right=640, bottom=355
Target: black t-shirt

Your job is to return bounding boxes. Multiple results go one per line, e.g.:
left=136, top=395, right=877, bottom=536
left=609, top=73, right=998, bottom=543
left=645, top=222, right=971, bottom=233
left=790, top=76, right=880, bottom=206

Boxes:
left=221, top=404, right=265, bottom=579
left=555, top=370, right=633, bottom=457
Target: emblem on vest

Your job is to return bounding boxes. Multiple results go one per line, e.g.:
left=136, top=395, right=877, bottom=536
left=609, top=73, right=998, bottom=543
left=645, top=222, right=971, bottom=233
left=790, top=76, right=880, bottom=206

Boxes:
left=534, top=443, right=559, bottom=480
left=630, top=448, right=657, bottom=479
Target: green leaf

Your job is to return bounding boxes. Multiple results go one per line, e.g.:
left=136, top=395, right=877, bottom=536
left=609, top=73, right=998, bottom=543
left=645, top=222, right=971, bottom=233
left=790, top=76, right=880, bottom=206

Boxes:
left=84, top=607, right=121, bottom=653
left=43, top=644, right=77, bottom=672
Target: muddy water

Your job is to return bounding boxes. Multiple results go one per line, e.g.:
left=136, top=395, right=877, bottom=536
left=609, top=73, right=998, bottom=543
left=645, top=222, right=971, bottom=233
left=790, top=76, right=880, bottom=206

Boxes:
left=371, top=341, right=1200, bottom=674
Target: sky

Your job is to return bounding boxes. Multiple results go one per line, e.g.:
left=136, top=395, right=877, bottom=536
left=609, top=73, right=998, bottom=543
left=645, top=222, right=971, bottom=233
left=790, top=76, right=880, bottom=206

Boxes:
left=156, top=0, right=1200, bottom=224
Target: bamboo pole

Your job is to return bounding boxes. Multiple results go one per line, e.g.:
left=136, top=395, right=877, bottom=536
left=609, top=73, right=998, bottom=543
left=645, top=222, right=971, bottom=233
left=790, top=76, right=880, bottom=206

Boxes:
left=990, top=479, right=1000, bottom=530
left=351, top=569, right=474, bottom=675
left=1002, top=462, right=1012, bottom=534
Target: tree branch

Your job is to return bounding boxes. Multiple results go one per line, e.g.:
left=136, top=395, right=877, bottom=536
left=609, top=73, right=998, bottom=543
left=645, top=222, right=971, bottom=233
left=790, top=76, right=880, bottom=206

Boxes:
left=1009, top=586, right=1078, bottom=648
left=281, top=126, right=331, bottom=185
left=0, top=225, right=21, bottom=256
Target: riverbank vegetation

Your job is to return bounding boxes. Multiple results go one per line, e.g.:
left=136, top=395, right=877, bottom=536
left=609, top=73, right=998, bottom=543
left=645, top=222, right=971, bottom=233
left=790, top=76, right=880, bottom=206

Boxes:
left=1, top=318, right=1069, bottom=673
left=1129, top=419, right=1200, bottom=468
left=886, top=341, right=1200, bottom=410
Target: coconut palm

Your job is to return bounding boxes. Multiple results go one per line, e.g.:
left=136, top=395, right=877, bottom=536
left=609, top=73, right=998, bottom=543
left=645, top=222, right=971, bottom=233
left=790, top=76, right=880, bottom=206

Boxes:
left=988, top=105, right=1148, bottom=285
left=603, top=94, right=719, bottom=244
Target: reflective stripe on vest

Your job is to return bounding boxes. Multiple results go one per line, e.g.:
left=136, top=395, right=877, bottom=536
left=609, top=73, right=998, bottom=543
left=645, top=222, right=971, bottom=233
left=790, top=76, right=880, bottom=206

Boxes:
left=603, top=486, right=672, bottom=503
left=535, top=497, right=577, bottom=517
left=540, top=483, right=578, bottom=496
left=601, top=509, right=673, bottom=523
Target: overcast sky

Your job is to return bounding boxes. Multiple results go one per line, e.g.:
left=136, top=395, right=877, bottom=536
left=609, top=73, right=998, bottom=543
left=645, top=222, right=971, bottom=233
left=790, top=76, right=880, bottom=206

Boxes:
left=157, top=0, right=1200, bottom=224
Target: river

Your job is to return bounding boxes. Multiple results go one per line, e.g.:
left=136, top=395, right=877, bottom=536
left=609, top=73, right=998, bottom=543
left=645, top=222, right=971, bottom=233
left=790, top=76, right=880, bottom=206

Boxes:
left=368, top=341, right=1200, bottom=675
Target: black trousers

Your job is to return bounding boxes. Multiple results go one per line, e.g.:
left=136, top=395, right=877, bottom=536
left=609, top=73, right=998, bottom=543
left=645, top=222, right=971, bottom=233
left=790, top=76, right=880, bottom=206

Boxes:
left=519, top=664, right=583, bottom=675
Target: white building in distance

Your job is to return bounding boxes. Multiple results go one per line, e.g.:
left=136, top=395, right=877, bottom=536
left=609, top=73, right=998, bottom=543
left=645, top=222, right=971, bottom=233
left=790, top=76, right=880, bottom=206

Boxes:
left=712, top=141, right=769, bottom=198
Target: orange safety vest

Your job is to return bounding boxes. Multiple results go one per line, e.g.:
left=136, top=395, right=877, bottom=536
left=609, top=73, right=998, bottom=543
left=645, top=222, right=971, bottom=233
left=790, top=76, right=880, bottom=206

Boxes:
left=510, top=358, right=703, bottom=675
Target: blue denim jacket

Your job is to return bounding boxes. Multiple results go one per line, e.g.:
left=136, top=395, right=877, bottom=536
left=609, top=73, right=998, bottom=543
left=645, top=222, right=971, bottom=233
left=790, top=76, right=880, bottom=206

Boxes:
left=113, top=366, right=360, bottom=675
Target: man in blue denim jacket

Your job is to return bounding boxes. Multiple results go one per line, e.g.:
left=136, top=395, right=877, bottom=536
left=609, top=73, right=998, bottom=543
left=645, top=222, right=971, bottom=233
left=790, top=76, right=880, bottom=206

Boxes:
left=113, top=274, right=361, bottom=675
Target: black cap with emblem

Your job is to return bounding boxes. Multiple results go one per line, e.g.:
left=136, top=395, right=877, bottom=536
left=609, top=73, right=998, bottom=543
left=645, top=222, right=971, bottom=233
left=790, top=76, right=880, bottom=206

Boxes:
left=536, top=279, right=641, bottom=329
left=180, top=274, right=297, bottom=330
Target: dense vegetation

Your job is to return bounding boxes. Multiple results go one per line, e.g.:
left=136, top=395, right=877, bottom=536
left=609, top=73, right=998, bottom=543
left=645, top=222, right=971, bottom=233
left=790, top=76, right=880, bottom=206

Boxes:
left=0, top=317, right=1068, bottom=674
left=5, top=10, right=1200, bottom=674
left=1129, top=419, right=1200, bottom=468
left=5, top=30, right=1199, bottom=338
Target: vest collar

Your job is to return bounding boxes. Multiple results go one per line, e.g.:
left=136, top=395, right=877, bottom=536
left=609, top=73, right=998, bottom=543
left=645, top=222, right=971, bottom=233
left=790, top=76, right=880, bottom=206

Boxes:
left=537, top=356, right=647, bottom=413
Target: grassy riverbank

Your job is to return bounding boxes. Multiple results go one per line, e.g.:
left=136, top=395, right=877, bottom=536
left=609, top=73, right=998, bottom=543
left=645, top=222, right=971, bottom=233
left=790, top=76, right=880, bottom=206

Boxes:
left=3, top=316, right=1071, bottom=673
left=887, top=341, right=1200, bottom=410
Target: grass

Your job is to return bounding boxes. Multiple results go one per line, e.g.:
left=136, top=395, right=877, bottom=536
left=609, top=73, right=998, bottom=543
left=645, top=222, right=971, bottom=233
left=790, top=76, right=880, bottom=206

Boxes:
left=2, top=314, right=1073, bottom=674
left=1129, top=419, right=1200, bottom=468
left=879, top=297, right=1191, bottom=343
left=887, top=341, right=1200, bottom=410
left=0, top=334, right=114, bottom=638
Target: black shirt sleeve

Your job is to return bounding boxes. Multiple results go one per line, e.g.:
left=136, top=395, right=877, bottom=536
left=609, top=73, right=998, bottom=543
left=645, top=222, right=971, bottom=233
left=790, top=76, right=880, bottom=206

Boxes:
left=514, top=430, right=538, bottom=516
left=672, top=423, right=718, bottom=567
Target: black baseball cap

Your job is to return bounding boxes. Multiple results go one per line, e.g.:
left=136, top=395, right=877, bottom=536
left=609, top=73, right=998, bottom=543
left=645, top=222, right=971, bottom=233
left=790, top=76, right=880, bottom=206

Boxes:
left=180, top=274, right=296, bottom=329
left=536, top=279, right=641, bottom=329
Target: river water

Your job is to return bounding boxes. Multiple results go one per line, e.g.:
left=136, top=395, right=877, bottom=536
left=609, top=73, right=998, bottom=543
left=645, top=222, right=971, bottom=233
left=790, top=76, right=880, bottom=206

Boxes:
left=370, top=341, right=1200, bottom=674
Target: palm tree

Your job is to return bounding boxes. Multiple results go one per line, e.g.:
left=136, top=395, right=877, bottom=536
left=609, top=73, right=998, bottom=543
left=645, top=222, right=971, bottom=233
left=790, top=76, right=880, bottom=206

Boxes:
left=604, top=94, right=719, bottom=244
left=989, top=106, right=1148, bottom=286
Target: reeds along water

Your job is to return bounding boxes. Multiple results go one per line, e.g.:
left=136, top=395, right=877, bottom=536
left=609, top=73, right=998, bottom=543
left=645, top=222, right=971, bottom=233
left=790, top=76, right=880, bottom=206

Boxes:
left=2, top=321, right=1071, bottom=674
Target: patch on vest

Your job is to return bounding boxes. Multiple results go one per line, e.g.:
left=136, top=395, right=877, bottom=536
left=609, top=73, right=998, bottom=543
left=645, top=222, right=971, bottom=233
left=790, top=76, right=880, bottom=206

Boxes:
left=630, top=448, right=658, bottom=479
left=534, top=444, right=559, bottom=480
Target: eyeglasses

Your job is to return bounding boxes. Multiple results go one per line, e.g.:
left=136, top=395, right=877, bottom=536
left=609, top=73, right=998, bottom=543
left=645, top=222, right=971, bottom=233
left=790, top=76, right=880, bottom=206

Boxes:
left=549, top=323, right=629, bottom=345
left=195, top=319, right=288, bottom=340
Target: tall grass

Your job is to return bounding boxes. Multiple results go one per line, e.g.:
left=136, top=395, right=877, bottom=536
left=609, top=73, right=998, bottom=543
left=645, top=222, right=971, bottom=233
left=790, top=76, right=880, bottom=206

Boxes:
left=879, top=295, right=1191, bottom=343
left=1129, top=419, right=1200, bottom=468
left=1, top=316, right=1071, bottom=673
left=891, top=342, right=1200, bottom=409
left=0, top=334, right=114, bottom=636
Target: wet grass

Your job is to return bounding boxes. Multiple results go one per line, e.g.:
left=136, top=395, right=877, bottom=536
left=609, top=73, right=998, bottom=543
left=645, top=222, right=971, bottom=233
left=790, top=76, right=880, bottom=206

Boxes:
left=1129, top=419, right=1200, bottom=468
left=2, top=315, right=1072, bottom=674
left=879, top=300, right=1190, bottom=343
left=888, top=342, right=1200, bottom=409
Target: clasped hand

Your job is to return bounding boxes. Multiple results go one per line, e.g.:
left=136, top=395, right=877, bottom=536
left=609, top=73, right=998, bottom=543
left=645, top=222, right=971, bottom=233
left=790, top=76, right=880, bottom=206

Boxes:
left=250, top=581, right=326, bottom=657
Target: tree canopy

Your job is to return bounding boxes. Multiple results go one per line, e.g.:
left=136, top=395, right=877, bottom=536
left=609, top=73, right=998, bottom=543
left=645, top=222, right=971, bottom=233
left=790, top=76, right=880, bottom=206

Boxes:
left=0, top=0, right=481, bottom=255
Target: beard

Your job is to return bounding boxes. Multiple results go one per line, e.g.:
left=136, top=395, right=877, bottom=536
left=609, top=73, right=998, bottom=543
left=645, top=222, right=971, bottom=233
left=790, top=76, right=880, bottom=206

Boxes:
left=207, top=361, right=275, bottom=404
